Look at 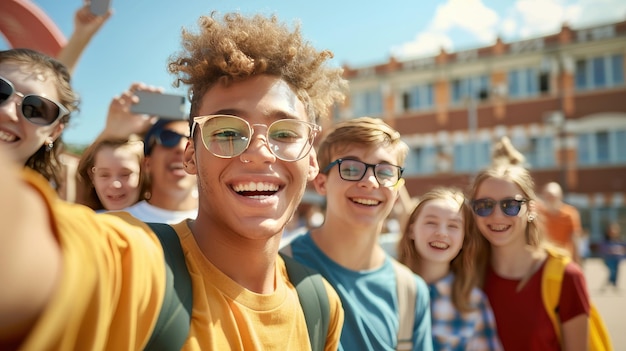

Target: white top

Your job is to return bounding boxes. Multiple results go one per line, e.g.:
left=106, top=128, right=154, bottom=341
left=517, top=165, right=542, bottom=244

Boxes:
left=122, top=200, right=197, bottom=224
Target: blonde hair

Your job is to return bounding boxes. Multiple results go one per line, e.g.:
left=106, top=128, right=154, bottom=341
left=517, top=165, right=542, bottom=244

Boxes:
left=397, top=186, right=482, bottom=312
left=468, top=163, right=546, bottom=285
left=491, top=136, right=526, bottom=166
left=317, top=117, right=409, bottom=171
left=168, top=12, right=347, bottom=123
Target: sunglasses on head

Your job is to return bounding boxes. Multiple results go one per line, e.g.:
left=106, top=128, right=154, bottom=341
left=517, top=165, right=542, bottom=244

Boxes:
left=152, top=129, right=189, bottom=148
left=471, top=197, right=528, bottom=217
left=0, top=76, right=69, bottom=126
left=191, top=114, right=321, bottom=162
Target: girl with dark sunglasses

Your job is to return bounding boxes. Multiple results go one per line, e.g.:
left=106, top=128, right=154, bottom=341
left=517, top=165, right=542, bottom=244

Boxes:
left=468, top=160, right=592, bottom=351
left=0, top=48, right=79, bottom=190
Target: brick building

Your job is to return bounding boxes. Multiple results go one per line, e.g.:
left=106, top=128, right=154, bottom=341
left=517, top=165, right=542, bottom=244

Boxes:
left=335, top=19, right=626, bottom=243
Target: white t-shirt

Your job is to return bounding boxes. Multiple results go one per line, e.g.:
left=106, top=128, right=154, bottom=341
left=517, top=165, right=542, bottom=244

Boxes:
left=122, top=200, right=197, bottom=224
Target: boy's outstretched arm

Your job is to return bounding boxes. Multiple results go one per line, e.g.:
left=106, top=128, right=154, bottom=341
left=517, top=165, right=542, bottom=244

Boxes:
left=0, top=148, right=61, bottom=346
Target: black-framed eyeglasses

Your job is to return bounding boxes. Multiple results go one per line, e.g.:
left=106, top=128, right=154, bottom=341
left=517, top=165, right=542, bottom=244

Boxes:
left=153, top=129, right=189, bottom=148
left=471, top=198, right=528, bottom=217
left=0, top=76, right=69, bottom=126
left=323, top=158, right=404, bottom=187
left=192, top=115, right=321, bottom=162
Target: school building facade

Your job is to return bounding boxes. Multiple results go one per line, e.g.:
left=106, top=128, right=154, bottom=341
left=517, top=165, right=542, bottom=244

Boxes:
left=333, top=19, right=626, bottom=244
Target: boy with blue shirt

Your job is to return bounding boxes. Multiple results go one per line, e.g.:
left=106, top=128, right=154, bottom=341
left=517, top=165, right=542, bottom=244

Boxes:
left=284, top=117, right=433, bottom=351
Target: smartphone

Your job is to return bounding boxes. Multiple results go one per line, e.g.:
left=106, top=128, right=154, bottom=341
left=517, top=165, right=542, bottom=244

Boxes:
left=90, top=0, right=111, bottom=16
left=130, top=91, right=188, bottom=120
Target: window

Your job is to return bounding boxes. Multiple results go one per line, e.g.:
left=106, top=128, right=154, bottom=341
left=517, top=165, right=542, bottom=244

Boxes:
left=508, top=68, right=539, bottom=98
left=405, top=145, right=437, bottom=175
left=597, top=131, right=610, bottom=163
left=453, top=143, right=470, bottom=172
left=577, top=130, right=626, bottom=166
left=577, top=133, right=592, bottom=166
left=402, top=84, right=433, bottom=112
left=575, top=54, right=624, bottom=90
left=450, top=75, right=490, bottom=105
left=617, top=131, right=626, bottom=163
left=526, top=136, right=555, bottom=168
left=451, top=139, right=491, bottom=173
left=351, top=89, right=383, bottom=117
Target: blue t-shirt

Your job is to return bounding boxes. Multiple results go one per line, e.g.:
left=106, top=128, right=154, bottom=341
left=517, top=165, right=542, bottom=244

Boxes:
left=289, top=232, right=433, bottom=351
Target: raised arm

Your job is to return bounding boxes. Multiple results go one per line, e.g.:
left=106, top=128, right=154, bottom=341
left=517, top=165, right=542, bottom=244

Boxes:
left=0, top=149, right=62, bottom=347
left=95, top=82, right=164, bottom=141
left=56, top=4, right=112, bottom=74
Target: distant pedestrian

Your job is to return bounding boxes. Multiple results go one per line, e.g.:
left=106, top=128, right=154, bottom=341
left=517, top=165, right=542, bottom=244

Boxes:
left=539, top=182, right=583, bottom=264
left=600, top=222, right=626, bottom=292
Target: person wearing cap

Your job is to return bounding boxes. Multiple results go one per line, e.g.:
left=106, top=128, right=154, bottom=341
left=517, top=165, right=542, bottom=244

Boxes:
left=122, top=119, right=198, bottom=223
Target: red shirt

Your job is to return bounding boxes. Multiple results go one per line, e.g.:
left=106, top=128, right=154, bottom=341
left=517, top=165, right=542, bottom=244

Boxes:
left=484, top=260, right=590, bottom=351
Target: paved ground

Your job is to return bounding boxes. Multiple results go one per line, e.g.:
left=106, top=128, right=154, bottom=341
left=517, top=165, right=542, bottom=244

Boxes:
left=581, top=258, right=626, bottom=349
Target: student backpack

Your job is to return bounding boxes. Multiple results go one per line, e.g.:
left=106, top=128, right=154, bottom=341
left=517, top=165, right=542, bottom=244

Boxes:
left=281, top=243, right=417, bottom=351
left=143, top=222, right=330, bottom=351
left=542, top=248, right=613, bottom=351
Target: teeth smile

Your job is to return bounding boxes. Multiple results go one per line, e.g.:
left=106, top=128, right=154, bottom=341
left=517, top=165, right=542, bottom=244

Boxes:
left=429, top=241, right=449, bottom=249
left=233, top=182, right=279, bottom=192
left=489, top=224, right=509, bottom=231
left=0, top=130, right=17, bottom=142
left=352, top=198, right=380, bottom=206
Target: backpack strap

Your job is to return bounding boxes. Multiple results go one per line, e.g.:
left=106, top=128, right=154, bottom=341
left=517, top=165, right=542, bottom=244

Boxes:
left=144, top=222, right=193, bottom=351
left=391, top=259, right=416, bottom=351
left=542, top=249, right=614, bottom=351
left=541, top=249, right=569, bottom=346
left=279, top=247, right=330, bottom=351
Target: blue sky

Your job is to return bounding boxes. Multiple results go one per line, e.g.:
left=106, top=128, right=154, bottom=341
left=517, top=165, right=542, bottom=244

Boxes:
left=2, top=0, right=625, bottom=145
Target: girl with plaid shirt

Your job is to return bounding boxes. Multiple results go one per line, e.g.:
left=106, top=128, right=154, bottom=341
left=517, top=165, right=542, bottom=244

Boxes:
left=398, top=187, right=503, bottom=350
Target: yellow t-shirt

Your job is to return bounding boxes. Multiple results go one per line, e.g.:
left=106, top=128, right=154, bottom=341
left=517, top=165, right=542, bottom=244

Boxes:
left=19, top=170, right=344, bottom=351
left=172, top=221, right=344, bottom=351
left=20, top=170, right=166, bottom=351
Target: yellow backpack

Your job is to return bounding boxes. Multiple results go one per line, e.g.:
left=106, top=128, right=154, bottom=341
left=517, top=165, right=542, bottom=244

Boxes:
left=542, top=249, right=613, bottom=351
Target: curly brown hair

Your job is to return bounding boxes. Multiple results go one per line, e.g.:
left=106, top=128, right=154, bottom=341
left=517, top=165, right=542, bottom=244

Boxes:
left=0, top=48, right=80, bottom=188
left=167, top=12, right=347, bottom=124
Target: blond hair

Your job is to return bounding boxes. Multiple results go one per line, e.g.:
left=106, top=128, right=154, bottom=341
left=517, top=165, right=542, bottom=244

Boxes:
left=397, top=186, right=482, bottom=312
left=317, top=117, right=409, bottom=171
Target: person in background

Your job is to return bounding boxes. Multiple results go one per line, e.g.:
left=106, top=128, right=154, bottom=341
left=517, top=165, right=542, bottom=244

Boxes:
left=540, top=181, right=583, bottom=264
left=397, top=186, right=503, bottom=350
left=0, top=11, right=346, bottom=350
left=0, top=48, right=79, bottom=191
left=76, top=136, right=146, bottom=211
left=600, top=221, right=626, bottom=292
left=122, top=118, right=198, bottom=223
left=85, top=82, right=194, bottom=222
left=285, top=117, right=433, bottom=351
left=56, top=2, right=112, bottom=74
left=469, top=161, right=591, bottom=351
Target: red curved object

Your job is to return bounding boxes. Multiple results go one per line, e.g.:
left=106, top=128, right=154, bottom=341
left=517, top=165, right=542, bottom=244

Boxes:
left=0, top=0, right=66, bottom=57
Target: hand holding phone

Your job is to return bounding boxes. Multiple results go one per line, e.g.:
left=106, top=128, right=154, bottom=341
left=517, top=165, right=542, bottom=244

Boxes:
left=130, top=91, right=187, bottom=120
left=90, top=0, right=111, bottom=16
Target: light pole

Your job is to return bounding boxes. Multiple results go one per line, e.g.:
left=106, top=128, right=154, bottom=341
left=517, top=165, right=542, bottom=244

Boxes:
left=467, top=94, right=478, bottom=173
left=545, top=111, right=567, bottom=194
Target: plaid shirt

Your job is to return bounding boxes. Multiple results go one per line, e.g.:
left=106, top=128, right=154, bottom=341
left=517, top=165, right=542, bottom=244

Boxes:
left=429, top=273, right=503, bottom=351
